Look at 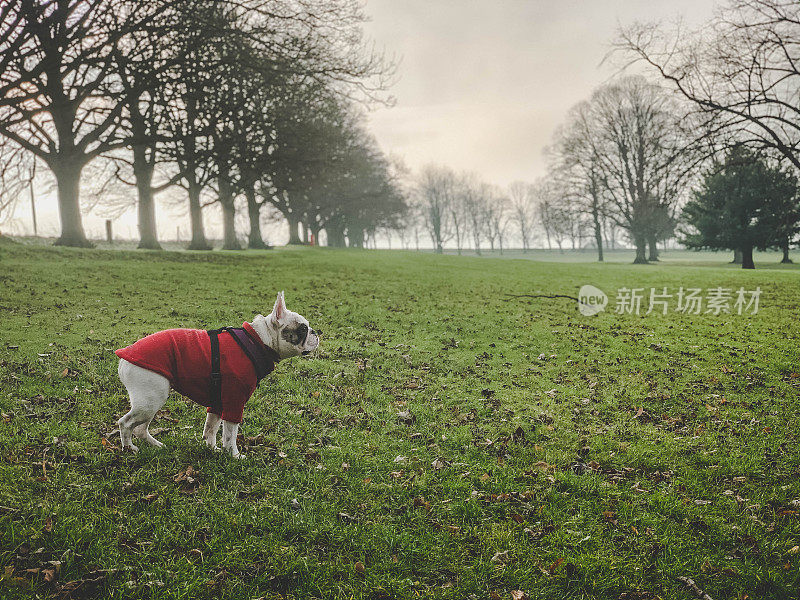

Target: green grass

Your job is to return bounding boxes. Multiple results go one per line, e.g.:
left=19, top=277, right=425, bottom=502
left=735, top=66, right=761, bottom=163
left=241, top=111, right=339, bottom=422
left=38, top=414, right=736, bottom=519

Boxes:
left=1, top=238, right=799, bottom=600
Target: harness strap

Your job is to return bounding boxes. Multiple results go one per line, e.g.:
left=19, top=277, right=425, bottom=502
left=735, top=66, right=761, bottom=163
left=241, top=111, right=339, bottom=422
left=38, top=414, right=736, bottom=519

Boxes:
left=208, top=328, right=223, bottom=413
left=206, top=326, right=278, bottom=414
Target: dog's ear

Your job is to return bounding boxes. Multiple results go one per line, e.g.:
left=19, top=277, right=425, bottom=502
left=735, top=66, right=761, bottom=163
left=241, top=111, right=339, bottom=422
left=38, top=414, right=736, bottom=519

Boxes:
left=271, top=291, right=287, bottom=323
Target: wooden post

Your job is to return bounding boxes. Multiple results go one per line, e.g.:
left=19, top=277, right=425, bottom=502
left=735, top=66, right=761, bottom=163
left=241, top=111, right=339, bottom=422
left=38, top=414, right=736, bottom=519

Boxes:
left=105, top=220, right=113, bottom=244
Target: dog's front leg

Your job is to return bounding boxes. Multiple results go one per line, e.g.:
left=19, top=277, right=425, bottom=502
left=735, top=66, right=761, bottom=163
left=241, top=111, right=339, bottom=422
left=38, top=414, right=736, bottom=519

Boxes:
left=221, top=420, right=243, bottom=458
left=203, top=413, right=222, bottom=450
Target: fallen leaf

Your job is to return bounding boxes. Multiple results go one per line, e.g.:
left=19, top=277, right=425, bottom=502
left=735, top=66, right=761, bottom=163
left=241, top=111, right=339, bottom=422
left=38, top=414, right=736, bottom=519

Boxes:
left=291, top=498, right=301, bottom=511
left=510, top=591, right=529, bottom=600
left=491, top=550, right=509, bottom=563
left=548, top=557, right=564, bottom=574
left=43, top=563, right=60, bottom=583
left=413, top=497, right=431, bottom=511
left=188, top=549, right=203, bottom=561
left=354, top=561, right=365, bottom=576
left=432, top=457, right=448, bottom=471
left=54, top=569, right=114, bottom=600
left=397, top=410, right=415, bottom=425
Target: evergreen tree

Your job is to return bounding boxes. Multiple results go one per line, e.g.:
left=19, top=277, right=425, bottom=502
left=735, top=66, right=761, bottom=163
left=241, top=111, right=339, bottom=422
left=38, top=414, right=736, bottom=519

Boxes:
left=682, top=147, right=799, bottom=269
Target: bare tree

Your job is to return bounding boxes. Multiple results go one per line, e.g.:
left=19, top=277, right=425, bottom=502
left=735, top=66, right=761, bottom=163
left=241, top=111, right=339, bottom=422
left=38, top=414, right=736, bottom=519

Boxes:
left=547, top=101, right=609, bottom=261
left=456, top=172, right=490, bottom=255
left=568, top=76, right=698, bottom=263
left=0, top=138, right=33, bottom=230
left=417, top=165, right=456, bottom=253
left=448, top=176, right=470, bottom=255
left=508, top=181, right=535, bottom=252
left=534, top=178, right=575, bottom=253
left=485, top=190, right=510, bottom=255
left=619, top=1, right=800, bottom=169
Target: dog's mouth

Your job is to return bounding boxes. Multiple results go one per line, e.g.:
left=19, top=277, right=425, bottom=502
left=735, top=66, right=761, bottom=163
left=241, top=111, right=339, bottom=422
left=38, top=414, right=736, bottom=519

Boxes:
left=301, top=350, right=312, bottom=356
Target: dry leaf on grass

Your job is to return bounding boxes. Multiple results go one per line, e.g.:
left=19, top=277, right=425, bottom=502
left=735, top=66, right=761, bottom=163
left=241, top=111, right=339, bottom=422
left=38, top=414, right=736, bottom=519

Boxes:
left=397, top=410, right=415, bottom=425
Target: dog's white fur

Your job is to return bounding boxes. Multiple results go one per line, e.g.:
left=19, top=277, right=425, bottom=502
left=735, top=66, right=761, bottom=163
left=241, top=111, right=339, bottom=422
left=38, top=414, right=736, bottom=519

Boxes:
left=116, top=292, right=318, bottom=458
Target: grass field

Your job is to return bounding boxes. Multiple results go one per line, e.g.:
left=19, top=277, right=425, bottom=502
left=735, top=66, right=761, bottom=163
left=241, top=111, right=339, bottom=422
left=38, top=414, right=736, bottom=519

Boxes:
left=1, top=238, right=799, bottom=600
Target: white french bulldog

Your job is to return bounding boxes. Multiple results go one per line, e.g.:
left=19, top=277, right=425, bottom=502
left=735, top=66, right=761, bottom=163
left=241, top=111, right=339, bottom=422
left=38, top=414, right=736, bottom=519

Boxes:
left=115, top=292, right=319, bottom=458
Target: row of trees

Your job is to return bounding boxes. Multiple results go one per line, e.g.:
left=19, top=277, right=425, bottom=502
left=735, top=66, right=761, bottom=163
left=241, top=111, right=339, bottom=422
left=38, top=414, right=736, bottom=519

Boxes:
left=0, top=0, right=406, bottom=249
left=410, top=76, right=698, bottom=260
left=408, top=167, right=626, bottom=256
left=411, top=0, right=800, bottom=267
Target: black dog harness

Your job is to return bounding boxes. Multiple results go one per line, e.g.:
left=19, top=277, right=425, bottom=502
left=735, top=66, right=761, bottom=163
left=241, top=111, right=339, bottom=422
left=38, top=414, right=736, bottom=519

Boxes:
left=207, top=327, right=280, bottom=413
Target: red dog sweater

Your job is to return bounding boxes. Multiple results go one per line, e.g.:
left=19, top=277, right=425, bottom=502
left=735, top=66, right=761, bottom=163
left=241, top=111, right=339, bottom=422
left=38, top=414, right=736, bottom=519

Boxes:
left=115, top=322, right=275, bottom=423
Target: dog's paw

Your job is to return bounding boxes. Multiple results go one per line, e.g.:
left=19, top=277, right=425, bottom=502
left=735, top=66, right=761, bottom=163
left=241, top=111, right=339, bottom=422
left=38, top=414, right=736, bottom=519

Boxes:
left=122, top=443, right=139, bottom=454
left=232, top=453, right=246, bottom=460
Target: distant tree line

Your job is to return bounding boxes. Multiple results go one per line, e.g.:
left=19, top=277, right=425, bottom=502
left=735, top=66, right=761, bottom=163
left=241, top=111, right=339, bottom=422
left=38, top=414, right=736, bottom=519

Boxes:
left=0, top=0, right=405, bottom=249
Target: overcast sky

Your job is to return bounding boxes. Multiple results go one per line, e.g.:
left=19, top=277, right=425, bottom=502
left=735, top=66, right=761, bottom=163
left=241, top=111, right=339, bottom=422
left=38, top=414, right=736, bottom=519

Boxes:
left=363, top=0, right=717, bottom=185
left=6, top=0, right=719, bottom=240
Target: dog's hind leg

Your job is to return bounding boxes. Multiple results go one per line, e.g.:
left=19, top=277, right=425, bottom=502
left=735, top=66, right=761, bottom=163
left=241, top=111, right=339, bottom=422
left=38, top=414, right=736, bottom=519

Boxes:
left=133, top=421, right=164, bottom=448
left=221, top=420, right=243, bottom=458
left=203, top=412, right=222, bottom=450
left=117, top=359, right=169, bottom=453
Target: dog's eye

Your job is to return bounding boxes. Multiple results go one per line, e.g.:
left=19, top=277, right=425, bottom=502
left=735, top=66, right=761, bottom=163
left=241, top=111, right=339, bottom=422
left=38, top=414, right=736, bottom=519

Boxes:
left=297, top=324, right=308, bottom=338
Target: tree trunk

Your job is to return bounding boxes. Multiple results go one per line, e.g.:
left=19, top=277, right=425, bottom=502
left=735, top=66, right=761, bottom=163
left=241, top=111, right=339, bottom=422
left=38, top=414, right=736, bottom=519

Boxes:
left=633, top=235, right=648, bottom=264
left=218, top=175, right=240, bottom=250
left=647, top=234, right=659, bottom=261
left=52, top=159, right=92, bottom=247
left=187, top=182, right=210, bottom=250
left=741, top=245, right=755, bottom=269
left=302, top=223, right=309, bottom=244
left=731, top=249, right=742, bottom=264
left=780, top=239, right=793, bottom=263
left=244, top=184, right=267, bottom=249
left=593, top=211, right=604, bottom=262
left=133, top=151, right=161, bottom=250
left=310, top=225, right=321, bottom=246
left=326, top=225, right=345, bottom=247
left=286, top=214, right=302, bottom=244
left=348, top=228, right=364, bottom=248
